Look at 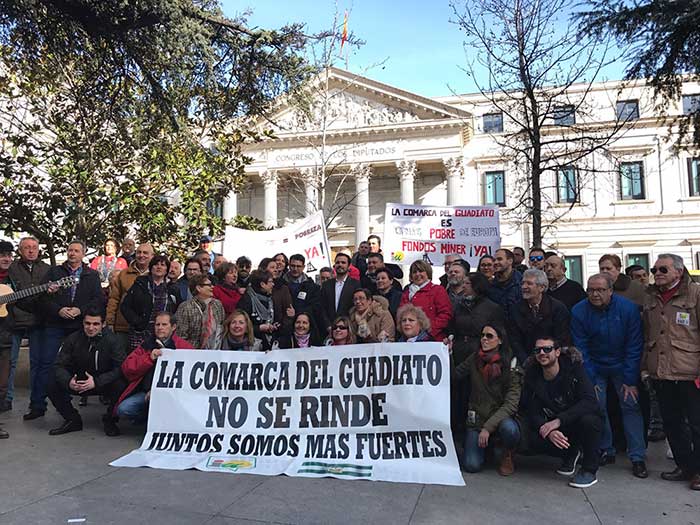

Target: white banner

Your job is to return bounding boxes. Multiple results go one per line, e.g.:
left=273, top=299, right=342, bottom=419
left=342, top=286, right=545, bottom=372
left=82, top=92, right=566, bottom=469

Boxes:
left=224, top=211, right=330, bottom=274
left=111, top=343, right=464, bottom=486
left=382, top=203, right=501, bottom=268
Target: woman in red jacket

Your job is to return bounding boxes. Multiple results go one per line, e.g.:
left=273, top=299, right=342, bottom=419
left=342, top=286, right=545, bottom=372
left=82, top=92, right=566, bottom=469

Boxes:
left=213, top=262, right=244, bottom=316
left=399, top=260, right=453, bottom=341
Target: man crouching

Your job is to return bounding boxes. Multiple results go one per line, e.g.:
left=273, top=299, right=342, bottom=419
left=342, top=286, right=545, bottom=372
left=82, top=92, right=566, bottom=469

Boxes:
left=47, top=308, right=127, bottom=436
left=520, top=336, right=603, bottom=488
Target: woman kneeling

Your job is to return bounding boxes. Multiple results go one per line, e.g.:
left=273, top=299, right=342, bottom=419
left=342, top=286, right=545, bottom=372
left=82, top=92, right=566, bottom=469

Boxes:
left=453, top=323, right=522, bottom=476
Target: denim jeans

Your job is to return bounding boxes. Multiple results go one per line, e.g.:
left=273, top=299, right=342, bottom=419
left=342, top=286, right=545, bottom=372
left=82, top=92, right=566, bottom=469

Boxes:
left=592, top=368, right=646, bottom=462
left=116, top=392, right=148, bottom=424
left=33, top=326, right=72, bottom=411
left=8, top=327, right=46, bottom=403
left=462, top=417, right=520, bottom=473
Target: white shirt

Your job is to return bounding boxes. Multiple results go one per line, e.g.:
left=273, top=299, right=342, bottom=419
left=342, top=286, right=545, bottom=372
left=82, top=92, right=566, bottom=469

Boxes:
left=334, top=275, right=348, bottom=311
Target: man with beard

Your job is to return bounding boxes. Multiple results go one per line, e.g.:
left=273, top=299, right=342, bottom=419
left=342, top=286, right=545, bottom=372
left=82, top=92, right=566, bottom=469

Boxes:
left=284, top=254, right=320, bottom=320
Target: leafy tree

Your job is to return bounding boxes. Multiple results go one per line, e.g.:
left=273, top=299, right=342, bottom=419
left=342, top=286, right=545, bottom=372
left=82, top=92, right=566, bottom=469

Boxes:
left=0, top=0, right=314, bottom=261
left=577, top=0, right=700, bottom=147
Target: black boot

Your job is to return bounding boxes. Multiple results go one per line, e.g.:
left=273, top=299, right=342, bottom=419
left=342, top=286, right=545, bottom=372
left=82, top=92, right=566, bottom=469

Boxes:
left=103, top=415, right=120, bottom=437
left=49, top=418, right=83, bottom=436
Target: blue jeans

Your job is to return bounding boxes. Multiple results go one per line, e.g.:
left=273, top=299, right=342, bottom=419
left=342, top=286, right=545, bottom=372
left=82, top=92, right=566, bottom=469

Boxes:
left=116, top=392, right=148, bottom=424
left=8, top=327, right=46, bottom=403
left=32, top=326, right=72, bottom=411
left=463, top=417, right=520, bottom=473
left=592, top=368, right=646, bottom=462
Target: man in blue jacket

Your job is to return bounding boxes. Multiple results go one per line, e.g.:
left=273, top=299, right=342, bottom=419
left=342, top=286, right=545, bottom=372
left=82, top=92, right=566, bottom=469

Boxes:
left=571, top=273, right=647, bottom=479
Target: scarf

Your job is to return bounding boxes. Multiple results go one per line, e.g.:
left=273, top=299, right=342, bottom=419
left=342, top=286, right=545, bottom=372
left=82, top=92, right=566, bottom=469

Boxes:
left=353, top=308, right=370, bottom=339
left=223, top=337, right=248, bottom=351
left=97, top=255, right=118, bottom=283
left=478, top=348, right=502, bottom=382
left=408, top=280, right=429, bottom=301
left=198, top=299, right=219, bottom=349
left=294, top=333, right=311, bottom=348
left=66, top=264, right=83, bottom=301
left=249, top=289, right=274, bottom=323
left=149, top=278, right=168, bottom=326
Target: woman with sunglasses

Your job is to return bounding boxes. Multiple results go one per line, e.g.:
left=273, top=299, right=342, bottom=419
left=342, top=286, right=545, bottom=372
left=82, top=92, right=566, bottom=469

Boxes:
left=278, top=311, right=323, bottom=349
left=453, top=324, right=521, bottom=476
left=325, top=316, right=356, bottom=346
left=396, top=304, right=433, bottom=342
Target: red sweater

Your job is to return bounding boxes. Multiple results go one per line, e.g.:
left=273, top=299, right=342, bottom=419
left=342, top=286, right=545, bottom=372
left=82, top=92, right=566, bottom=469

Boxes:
left=399, top=282, right=453, bottom=341
left=213, top=284, right=243, bottom=316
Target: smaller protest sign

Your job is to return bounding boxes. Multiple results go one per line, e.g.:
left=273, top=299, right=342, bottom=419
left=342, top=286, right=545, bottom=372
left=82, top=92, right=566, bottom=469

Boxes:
left=382, top=203, right=501, bottom=268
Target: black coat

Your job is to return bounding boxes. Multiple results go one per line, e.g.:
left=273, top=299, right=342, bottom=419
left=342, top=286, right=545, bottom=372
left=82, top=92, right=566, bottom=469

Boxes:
left=376, top=286, right=402, bottom=321
left=319, top=276, right=361, bottom=330
left=7, top=259, right=51, bottom=329
left=119, top=276, right=181, bottom=332
left=41, top=263, right=103, bottom=331
left=285, top=275, right=321, bottom=320
left=547, top=279, right=587, bottom=311
left=520, top=347, right=601, bottom=431
left=508, top=295, right=570, bottom=364
left=52, top=328, right=126, bottom=390
left=450, top=295, right=505, bottom=365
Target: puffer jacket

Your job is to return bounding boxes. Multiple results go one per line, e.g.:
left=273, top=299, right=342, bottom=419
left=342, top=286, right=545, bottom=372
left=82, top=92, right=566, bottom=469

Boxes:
left=453, top=346, right=522, bottom=433
left=642, top=275, right=700, bottom=381
left=399, top=282, right=453, bottom=341
left=107, top=261, right=148, bottom=333
left=349, top=295, right=396, bottom=343
left=7, top=259, right=50, bottom=329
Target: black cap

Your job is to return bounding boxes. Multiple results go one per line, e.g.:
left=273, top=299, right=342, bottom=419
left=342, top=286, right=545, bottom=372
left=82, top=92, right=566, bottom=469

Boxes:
left=0, top=240, right=14, bottom=254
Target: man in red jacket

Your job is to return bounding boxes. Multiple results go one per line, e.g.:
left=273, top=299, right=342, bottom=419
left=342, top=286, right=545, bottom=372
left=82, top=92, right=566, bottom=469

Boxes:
left=115, top=312, right=193, bottom=423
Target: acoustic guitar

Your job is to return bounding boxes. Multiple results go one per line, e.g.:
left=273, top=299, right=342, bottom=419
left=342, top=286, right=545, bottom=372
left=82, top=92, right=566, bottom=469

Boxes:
left=0, top=276, right=78, bottom=318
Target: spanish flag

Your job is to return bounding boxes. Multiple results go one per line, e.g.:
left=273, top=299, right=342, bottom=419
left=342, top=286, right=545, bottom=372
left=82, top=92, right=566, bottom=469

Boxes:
left=340, top=10, right=348, bottom=51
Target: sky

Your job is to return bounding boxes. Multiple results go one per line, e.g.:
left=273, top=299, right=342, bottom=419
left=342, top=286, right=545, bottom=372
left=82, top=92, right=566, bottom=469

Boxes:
left=221, top=0, right=628, bottom=99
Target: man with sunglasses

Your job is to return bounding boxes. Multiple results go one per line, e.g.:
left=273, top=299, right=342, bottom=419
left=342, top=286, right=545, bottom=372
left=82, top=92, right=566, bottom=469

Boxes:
left=520, top=336, right=602, bottom=488
left=642, top=254, right=700, bottom=491
left=571, top=273, right=647, bottom=478
left=528, top=247, right=546, bottom=271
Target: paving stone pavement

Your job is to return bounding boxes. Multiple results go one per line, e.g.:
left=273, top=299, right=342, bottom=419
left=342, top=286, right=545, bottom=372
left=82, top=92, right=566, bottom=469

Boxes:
left=0, top=389, right=696, bottom=525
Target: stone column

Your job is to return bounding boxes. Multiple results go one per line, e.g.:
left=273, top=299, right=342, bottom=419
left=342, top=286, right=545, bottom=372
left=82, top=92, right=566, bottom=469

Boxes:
left=353, top=164, right=372, bottom=246
left=443, top=157, right=463, bottom=206
left=222, top=190, right=238, bottom=256
left=301, top=167, right=319, bottom=216
left=396, top=160, right=417, bottom=204
left=261, top=170, right=278, bottom=228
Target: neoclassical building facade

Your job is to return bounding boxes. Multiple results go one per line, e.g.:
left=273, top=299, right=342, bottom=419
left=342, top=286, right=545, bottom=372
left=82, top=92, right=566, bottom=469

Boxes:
left=222, top=68, right=700, bottom=283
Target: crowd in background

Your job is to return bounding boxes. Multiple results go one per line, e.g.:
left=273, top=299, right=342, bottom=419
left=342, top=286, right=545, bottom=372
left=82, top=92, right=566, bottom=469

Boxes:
left=0, top=232, right=698, bottom=491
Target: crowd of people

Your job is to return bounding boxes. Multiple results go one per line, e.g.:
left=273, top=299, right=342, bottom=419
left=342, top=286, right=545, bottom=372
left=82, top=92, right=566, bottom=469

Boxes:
left=0, top=233, right=698, bottom=491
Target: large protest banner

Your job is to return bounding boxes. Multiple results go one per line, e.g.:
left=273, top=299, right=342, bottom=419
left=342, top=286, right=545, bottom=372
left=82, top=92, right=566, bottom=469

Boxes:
left=111, top=343, right=465, bottom=486
left=223, top=211, right=330, bottom=275
left=382, top=203, right=500, bottom=268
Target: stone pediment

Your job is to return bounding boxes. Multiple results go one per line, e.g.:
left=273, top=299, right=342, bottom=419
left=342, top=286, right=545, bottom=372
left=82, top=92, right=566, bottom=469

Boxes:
left=262, top=68, right=471, bottom=136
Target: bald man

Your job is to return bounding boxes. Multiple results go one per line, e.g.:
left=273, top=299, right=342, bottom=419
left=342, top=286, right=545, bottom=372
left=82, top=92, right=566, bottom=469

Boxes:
left=545, top=255, right=587, bottom=310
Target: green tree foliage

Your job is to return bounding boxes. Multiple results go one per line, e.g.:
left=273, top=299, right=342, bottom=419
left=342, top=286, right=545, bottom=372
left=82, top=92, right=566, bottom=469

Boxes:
left=577, top=0, right=700, bottom=147
left=0, top=0, right=314, bottom=261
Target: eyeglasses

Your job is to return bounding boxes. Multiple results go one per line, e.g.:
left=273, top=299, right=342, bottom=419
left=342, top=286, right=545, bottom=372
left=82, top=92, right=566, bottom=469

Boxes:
left=650, top=266, right=669, bottom=275
left=332, top=325, right=348, bottom=331
left=529, top=255, right=544, bottom=262
left=586, top=287, right=609, bottom=294
left=534, top=346, right=555, bottom=354
left=480, top=332, right=497, bottom=340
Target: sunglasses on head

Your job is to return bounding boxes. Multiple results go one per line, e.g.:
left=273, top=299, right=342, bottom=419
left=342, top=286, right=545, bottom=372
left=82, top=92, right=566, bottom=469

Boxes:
left=529, top=255, right=544, bottom=261
left=650, top=266, right=669, bottom=274
left=332, top=325, right=348, bottom=330
left=480, top=332, right=497, bottom=340
left=534, top=345, right=555, bottom=354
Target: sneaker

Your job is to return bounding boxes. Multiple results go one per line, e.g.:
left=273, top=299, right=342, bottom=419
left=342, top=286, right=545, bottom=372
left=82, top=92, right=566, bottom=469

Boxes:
left=557, top=449, right=581, bottom=476
left=569, top=470, right=598, bottom=489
